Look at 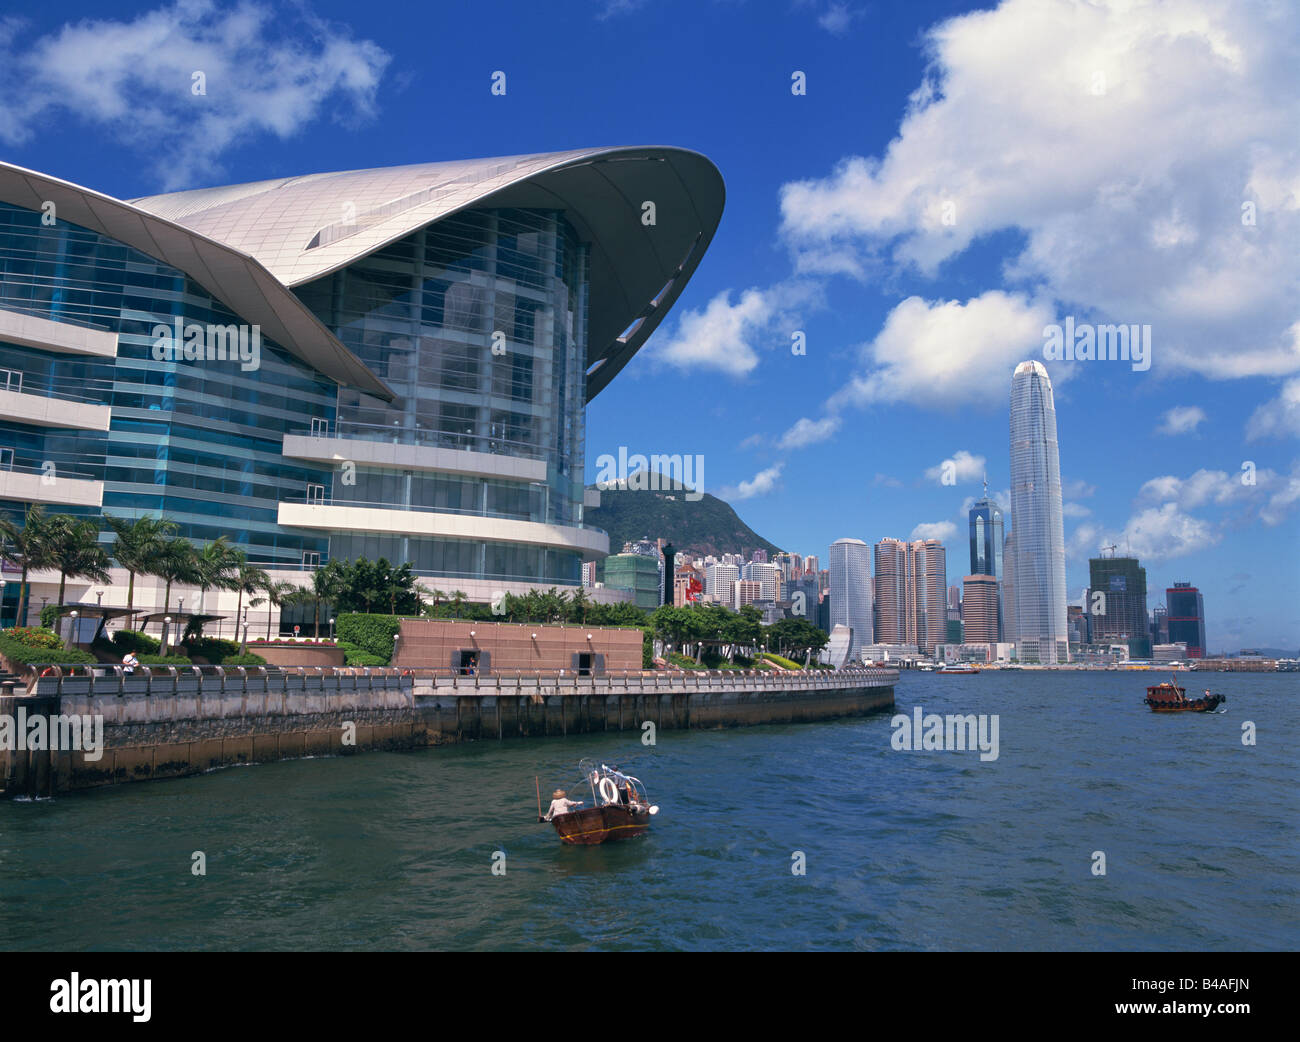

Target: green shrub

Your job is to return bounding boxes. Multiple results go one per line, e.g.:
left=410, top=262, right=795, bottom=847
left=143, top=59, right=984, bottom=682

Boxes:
left=111, top=629, right=161, bottom=655
left=758, top=652, right=803, bottom=670
left=667, top=651, right=705, bottom=670
left=336, top=613, right=401, bottom=664
left=137, top=654, right=193, bottom=666
left=641, top=629, right=653, bottom=669
left=3, top=626, right=64, bottom=650
left=180, top=636, right=241, bottom=663
left=39, top=605, right=62, bottom=629
left=0, top=631, right=96, bottom=665
left=216, top=653, right=266, bottom=667
left=344, top=651, right=387, bottom=667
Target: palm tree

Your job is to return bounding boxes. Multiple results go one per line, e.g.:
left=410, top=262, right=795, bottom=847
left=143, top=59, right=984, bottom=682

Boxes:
left=310, top=560, right=346, bottom=639
left=105, top=514, right=177, bottom=612
left=231, top=556, right=270, bottom=641
left=261, top=579, right=300, bottom=641
left=151, top=537, right=200, bottom=615
left=0, top=505, right=61, bottom=626
left=47, top=516, right=112, bottom=608
left=193, top=537, right=242, bottom=637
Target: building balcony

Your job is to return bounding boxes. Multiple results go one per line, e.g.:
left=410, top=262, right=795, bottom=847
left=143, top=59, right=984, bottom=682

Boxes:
left=282, top=429, right=546, bottom=482
left=277, top=500, right=609, bottom=560
left=0, top=305, right=119, bottom=359
left=0, top=462, right=103, bottom=507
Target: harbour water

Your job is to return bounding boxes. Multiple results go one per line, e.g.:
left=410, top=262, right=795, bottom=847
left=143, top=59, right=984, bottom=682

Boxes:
left=1, top=671, right=1295, bottom=951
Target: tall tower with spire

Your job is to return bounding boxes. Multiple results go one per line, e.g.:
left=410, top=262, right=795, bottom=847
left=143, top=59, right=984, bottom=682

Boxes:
left=967, top=471, right=1005, bottom=641
left=1008, top=360, right=1069, bottom=664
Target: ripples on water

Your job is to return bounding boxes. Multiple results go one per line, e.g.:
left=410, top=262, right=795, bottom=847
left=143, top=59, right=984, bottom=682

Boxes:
left=1, top=672, right=1295, bottom=951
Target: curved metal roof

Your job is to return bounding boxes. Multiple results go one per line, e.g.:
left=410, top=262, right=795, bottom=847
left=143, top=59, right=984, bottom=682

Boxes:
left=130, top=145, right=726, bottom=400
left=0, top=146, right=724, bottom=403
left=0, top=160, right=395, bottom=399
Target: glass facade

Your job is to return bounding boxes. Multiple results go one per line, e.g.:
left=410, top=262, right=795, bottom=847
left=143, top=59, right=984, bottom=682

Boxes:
left=1008, top=361, right=1069, bottom=663
left=0, top=200, right=335, bottom=567
left=0, top=201, right=593, bottom=586
left=293, top=207, right=591, bottom=585
left=830, top=538, right=872, bottom=662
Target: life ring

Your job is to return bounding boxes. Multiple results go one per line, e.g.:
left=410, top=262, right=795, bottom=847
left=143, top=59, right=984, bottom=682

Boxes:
left=40, top=667, right=54, bottom=677
left=598, top=777, right=619, bottom=804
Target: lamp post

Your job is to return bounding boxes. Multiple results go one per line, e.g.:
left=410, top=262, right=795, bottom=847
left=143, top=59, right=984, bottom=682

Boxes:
left=162, top=616, right=172, bottom=652
left=329, top=617, right=336, bottom=641
left=69, top=609, right=79, bottom=646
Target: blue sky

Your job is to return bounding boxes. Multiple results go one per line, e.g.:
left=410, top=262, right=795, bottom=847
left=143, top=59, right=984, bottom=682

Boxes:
left=1, top=0, right=1296, bottom=651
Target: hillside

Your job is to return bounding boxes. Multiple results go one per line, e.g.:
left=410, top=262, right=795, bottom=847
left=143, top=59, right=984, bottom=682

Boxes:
left=585, top=483, right=783, bottom=559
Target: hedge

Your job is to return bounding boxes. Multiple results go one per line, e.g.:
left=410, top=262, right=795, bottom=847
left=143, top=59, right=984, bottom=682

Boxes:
left=0, top=629, right=96, bottom=665
left=111, top=629, right=162, bottom=655
left=137, top=654, right=194, bottom=666
left=336, top=613, right=402, bottom=664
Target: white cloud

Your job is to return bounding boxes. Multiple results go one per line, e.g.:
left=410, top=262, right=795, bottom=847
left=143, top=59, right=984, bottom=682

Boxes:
left=722, top=463, right=784, bottom=501
left=1061, top=478, right=1096, bottom=499
left=1261, top=462, right=1300, bottom=527
left=778, top=415, right=841, bottom=450
left=0, top=2, right=390, bottom=190
left=1156, top=406, right=1208, bottom=435
left=925, top=449, right=986, bottom=485
left=826, top=291, right=1056, bottom=409
left=1062, top=502, right=1092, bottom=518
left=960, top=488, right=1010, bottom=514
left=1068, top=505, right=1219, bottom=562
left=1246, top=375, right=1300, bottom=441
left=651, top=281, right=820, bottom=378
left=778, top=0, right=1300, bottom=384
left=1137, top=467, right=1271, bottom=511
left=818, top=3, right=856, bottom=35
left=910, top=520, right=958, bottom=542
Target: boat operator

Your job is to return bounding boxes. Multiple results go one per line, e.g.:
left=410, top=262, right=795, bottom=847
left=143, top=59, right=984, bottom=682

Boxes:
left=542, top=789, right=584, bottom=821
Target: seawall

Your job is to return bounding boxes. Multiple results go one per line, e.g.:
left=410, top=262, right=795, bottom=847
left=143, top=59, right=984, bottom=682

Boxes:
left=0, top=666, right=896, bottom=796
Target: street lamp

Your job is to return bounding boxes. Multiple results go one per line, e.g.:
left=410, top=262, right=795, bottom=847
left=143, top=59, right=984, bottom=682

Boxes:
left=69, top=609, right=78, bottom=645
left=329, top=617, right=336, bottom=641
left=162, top=615, right=172, bottom=651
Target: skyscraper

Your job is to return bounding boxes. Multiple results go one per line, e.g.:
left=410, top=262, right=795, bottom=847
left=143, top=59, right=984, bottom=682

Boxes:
left=1002, top=530, right=1017, bottom=644
left=968, top=480, right=1005, bottom=640
left=1088, top=554, right=1151, bottom=658
left=873, top=537, right=946, bottom=656
left=1009, top=360, right=1069, bottom=664
left=830, top=538, right=873, bottom=663
left=962, top=575, right=1000, bottom=644
left=873, top=538, right=908, bottom=644
left=969, top=486, right=1005, bottom=578
left=1166, top=582, right=1207, bottom=658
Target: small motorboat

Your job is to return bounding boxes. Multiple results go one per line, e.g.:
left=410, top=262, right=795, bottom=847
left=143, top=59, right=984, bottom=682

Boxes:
left=539, top=759, right=658, bottom=845
left=1143, top=680, right=1226, bottom=713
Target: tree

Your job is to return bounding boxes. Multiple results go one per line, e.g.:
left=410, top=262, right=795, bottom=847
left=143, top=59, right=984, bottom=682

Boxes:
left=309, top=559, right=346, bottom=638
left=105, top=514, right=177, bottom=612
left=0, top=505, right=61, bottom=626
left=191, top=537, right=243, bottom=638
left=151, top=537, right=201, bottom=615
left=46, top=516, right=112, bottom=608
left=231, top=556, right=270, bottom=640
left=260, top=579, right=301, bottom=640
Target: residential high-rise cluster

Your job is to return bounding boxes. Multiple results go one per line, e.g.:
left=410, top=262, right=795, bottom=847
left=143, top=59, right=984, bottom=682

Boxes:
left=589, top=358, right=1213, bottom=668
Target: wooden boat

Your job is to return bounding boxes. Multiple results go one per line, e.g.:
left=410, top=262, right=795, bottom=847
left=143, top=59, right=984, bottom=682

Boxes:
left=541, top=760, right=657, bottom=845
left=1143, top=680, right=1225, bottom=713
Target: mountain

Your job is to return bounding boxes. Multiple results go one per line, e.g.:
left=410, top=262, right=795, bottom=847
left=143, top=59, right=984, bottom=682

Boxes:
left=585, top=482, right=783, bottom=560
